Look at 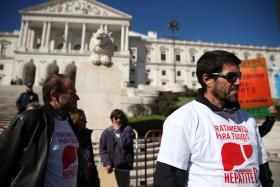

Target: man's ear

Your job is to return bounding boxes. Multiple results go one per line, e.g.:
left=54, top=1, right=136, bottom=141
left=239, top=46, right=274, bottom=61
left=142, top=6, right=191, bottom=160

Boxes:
left=50, top=90, right=59, bottom=101
left=202, top=73, right=213, bottom=88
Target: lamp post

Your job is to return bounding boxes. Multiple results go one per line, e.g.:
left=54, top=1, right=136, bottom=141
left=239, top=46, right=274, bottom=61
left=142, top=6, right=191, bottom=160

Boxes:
left=167, top=20, right=180, bottom=84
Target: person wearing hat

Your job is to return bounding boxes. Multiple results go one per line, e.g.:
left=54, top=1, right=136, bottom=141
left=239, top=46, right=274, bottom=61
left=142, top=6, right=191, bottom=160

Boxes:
left=16, top=82, right=39, bottom=112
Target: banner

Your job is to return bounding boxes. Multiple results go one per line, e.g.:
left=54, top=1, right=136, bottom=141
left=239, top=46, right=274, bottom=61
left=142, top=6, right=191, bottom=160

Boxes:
left=238, top=57, right=272, bottom=109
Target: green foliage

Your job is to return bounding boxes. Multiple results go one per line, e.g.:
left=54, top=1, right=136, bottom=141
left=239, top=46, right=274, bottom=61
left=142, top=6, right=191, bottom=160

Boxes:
left=128, top=104, right=149, bottom=117
left=176, top=97, right=195, bottom=106
left=128, top=115, right=165, bottom=137
left=128, top=115, right=166, bottom=122
left=152, top=90, right=197, bottom=116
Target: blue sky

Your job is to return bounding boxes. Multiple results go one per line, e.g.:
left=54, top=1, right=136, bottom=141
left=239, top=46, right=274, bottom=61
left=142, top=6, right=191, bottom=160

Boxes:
left=0, top=0, right=280, bottom=47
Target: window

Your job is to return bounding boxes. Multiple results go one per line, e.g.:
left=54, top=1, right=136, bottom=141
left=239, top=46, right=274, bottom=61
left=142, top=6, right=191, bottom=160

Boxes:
left=192, top=72, right=196, bottom=77
left=244, top=52, right=250, bottom=59
left=130, top=68, right=135, bottom=74
left=162, top=82, right=166, bottom=85
left=176, top=53, right=181, bottom=62
left=161, top=51, right=166, bottom=61
left=36, top=43, right=41, bottom=49
left=189, top=48, right=197, bottom=63
left=191, top=55, right=195, bottom=63
left=130, top=47, right=137, bottom=62
left=162, top=70, right=166, bottom=76
left=57, top=43, right=63, bottom=49
left=177, top=71, right=181, bottom=76
left=270, top=55, right=275, bottom=61
left=146, top=80, right=151, bottom=85
left=146, top=49, right=151, bottom=62
left=1, top=44, right=7, bottom=55
left=0, top=64, right=3, bottom=70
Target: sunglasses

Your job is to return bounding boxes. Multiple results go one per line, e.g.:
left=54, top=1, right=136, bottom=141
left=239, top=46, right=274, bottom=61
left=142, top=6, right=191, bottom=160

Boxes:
left=113, top=116, right=123, bottom=120
left=210, top=72, right=242, bottom=82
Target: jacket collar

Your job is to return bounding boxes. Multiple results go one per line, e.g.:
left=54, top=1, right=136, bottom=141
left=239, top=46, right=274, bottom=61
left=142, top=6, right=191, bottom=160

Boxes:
left=196, top=88, right=240, bottom=113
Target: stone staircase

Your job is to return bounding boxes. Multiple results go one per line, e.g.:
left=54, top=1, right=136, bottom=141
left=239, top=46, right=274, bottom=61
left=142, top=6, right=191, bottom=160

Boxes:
left=0, top=85, right=42, bottom=132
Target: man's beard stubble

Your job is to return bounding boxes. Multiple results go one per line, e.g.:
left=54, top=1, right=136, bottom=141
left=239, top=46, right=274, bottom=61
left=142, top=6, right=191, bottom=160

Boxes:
left=212, top=85, right=239, bottom=104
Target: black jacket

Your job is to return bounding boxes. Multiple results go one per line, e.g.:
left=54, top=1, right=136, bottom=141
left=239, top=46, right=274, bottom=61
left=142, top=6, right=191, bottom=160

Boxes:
left=76, top=127, right=100, bottom=187
left=0, top=104, right=99, bottom=187
left=154, top=88, right=273, bottom=187
left=258, top=116, right=276, bottom=137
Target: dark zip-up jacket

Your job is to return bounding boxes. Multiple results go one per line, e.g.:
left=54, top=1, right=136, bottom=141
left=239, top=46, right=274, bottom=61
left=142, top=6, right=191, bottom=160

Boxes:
left=154, top=88, right=273, bottom=187
left=99, top=125, right=134, bottom=170
left=16, top=91, right=39, bottom=112
left=0, top=104, right=99, bottom=187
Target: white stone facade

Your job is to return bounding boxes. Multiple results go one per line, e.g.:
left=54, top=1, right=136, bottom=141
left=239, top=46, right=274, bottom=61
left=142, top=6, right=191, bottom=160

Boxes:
left=0, top=0, right=280, bottom=96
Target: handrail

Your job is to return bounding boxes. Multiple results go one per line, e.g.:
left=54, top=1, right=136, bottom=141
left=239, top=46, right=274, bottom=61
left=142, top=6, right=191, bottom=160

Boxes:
left=144, top=129, right=162, bottom=187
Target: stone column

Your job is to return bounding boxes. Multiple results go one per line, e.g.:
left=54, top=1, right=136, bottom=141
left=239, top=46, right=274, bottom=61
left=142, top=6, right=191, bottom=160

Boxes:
left=18, top=21, right=24, bottom=47
left=104, top=24, right=108, bottom=31
left=100, top=24, right=104, bottom=30
left=63, top=22, right=69, bottom=52
left=40, top=22, right=47, bottom=49
left=26, top=26, right=31, bottom=49
left=121, top=25, right=124, bottom=51
left=124, top=25, right=129, bottom=51
left=45, top=22, right=51, bottom=50
left=80, top=23, right=86, bottom=53
left=22, top=21, right=29, bottom=49
left=29, top=30, right=35, bottom=50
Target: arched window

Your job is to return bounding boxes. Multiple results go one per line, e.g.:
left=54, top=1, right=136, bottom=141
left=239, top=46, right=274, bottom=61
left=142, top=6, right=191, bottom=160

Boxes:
left=57, top=43, right=63, bottom=49
left=244, top=52, right=250, bottom=59
left=74, top=44, right=81, bottom=50
left=189, top=48, right=197, bottom=63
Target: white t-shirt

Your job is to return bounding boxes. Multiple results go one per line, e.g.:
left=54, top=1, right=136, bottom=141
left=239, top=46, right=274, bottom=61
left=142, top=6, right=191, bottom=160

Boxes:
left=157, top=100, right=268, bottom=187
left=44, top=118, right=79, bottom=187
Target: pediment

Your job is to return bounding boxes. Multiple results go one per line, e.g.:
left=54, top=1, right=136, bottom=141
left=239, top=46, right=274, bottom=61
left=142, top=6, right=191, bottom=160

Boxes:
left=20, top=0, right=131, bottom=19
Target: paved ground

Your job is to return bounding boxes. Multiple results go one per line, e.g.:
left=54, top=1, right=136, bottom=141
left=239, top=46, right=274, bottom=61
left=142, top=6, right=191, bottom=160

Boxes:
left=262, top=121, right=280, bottom=187
left=270, top=161, right=280, bottom=187
left=261, top=121, right=280, bottom=162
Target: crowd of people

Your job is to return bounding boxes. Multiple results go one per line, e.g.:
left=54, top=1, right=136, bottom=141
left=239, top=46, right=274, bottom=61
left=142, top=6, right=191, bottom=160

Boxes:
left=0, top=50, right=277, bottom=187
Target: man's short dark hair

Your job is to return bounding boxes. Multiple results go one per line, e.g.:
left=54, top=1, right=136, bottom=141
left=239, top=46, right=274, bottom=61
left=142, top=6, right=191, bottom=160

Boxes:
left=196, top=50, right=241, bottom=91
left=42, top=74, right=67, bottom=104
left=110, top=109, right=128, bottom=127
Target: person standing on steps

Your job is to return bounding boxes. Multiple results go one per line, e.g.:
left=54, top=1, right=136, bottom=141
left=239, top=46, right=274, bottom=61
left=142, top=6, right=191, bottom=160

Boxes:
left=16, top=82, right=39, bottom=112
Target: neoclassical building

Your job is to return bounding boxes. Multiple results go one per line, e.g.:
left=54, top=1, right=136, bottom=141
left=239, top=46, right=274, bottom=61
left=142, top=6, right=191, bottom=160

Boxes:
left=1, top=0, right=280, bottom=96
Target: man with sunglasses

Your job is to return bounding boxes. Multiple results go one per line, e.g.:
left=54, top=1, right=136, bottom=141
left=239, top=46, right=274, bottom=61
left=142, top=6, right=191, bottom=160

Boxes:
left=99, top=109, right=134, bottom=187
left=154, top=50, right=273, bottom=187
